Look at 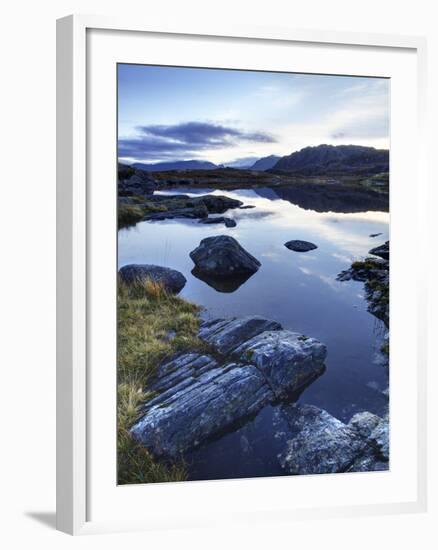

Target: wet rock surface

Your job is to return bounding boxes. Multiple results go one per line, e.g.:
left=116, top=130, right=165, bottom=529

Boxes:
left=284, top=240, right=318, bottom=252
left=130, top=316, right=327, bottom=458
left=118, top=264, right=187, bottom=294
left=190, top=235, right=261, bottom=278
left=278, top=404, right=389, bottom=475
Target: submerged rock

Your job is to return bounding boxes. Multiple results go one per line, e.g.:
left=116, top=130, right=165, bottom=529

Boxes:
left=118, top=264, right=186, bottom=294
left=131, top=316, right=327, bottom=458
left=190, top=235, right=261, bottom=278
left=284, top=240, right=318, bottom=252
left=278, top=404, right=389, bottom=475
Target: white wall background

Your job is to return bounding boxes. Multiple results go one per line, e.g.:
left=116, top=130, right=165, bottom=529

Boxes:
left=0, top=0, right=436, bottom=547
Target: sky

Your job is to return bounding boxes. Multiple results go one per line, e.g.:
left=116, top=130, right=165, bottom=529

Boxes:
left=118, top=64, right=390, bottom=166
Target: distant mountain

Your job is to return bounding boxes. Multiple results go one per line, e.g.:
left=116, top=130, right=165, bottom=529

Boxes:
left=272, top=145, right=389, bottom=176
left=250, top=155, right=281, bottom=171
left=224, top=157, right=260, bottom=169
left=132, top=160, right=218, bottom=172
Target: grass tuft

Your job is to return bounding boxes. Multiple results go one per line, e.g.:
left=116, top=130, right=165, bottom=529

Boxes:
left=117, top=277, right=204, bottom=484
left=118, top=204, right=144, bottom=227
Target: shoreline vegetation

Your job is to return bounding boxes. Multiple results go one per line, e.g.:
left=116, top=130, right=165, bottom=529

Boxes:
left=117, top=278, right=205, bottom=484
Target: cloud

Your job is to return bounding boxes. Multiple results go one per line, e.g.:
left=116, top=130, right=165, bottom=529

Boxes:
left=118, top=121, right=277, bottom=161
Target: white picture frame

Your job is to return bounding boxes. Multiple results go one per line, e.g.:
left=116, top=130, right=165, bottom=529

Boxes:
left=56, top=14, right=428, bottom=535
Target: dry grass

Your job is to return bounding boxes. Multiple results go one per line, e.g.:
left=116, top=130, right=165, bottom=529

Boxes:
left=117, top=277, right=204, bottom=484
left=118, top=204, right=144, bottom=227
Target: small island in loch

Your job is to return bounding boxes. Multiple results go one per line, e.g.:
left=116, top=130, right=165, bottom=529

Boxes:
left=117, top=64, right=390, bottom=484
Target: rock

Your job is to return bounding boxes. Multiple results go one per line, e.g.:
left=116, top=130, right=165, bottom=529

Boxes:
left=239, top=205, right=256, bottom=209
left=346, top=450, right=388, bottom=472
left=198, top=216, right=227, bottom=225
left=131, top=316, right=327, bottom=458
left=145, top=205, right=208, bottom=220
left=278, top=404, right=368, bottom=474
left=368, top=415, right=389, bottom=460
left=190, top=236, right=261, bottom=278
left=369, top=241, right=389, bottom=260
left=140, top=194, right=242, bottom=222
left=348, top=411, right=381, bottom=438
left=131, top=356, right=273, bottom=458
left=233, top=330, right=326, bottom=398
left=199, top=316, right=282, bottom=355
left=119, top=170, right=157, bottom=196
left=197, top=195, right=242, bottom=213
left=278, top=404, right=389, bottom=475
left=118, top=264, right=186, bottom=294
left=284, top=240, right=318, bottom=252
left=369, top=232, right=383, bottom=238
left=198, top=216, right=237, bottom=227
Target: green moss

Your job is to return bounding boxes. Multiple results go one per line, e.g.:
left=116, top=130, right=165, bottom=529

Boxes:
left=117, top=279, right=205, bottom=484
left=351, top=259, right=381, bottom=271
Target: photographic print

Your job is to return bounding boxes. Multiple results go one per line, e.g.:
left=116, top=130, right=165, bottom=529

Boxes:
left=117, top=64, right=389, bottom=484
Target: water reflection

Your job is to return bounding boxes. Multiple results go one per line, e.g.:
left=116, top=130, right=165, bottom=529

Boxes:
left=191, top=267, right=256, bottom=293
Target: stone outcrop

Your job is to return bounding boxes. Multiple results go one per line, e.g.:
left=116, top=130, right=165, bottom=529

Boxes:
left=130, top=316, right=327, bottom=458
left=118, top=264, right=187, bottom=294
left=278, top=404, right=389, bottom=475
left=190, top=236, right=261, bottom=278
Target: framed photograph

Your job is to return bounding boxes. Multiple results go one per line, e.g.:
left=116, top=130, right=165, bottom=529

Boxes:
left=57, top=15, right=428, bottom=535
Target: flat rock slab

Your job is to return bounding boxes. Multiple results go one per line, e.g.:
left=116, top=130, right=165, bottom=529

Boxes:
left=131, top=316, right=327, bottom=458
left=284, top=240, right=318, bottom=252
left=199, top=316, right=282, bottom=354
left=278, top=404, right=389, bottom=475
left=118, top=264, right=187, bottom=294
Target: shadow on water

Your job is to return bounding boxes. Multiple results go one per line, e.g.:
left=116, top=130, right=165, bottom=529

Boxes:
left=191, top=267, right=256, bottom=293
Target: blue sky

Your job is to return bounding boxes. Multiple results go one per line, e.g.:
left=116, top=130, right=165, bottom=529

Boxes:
left=118, top=64, right=389, bottom=165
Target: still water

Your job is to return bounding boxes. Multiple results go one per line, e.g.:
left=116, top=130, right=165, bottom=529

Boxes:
left=118, top=187, right=389, bottom=480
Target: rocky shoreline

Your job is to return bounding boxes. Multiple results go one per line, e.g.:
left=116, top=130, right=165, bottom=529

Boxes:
left=117, top=166, right=390, bottom=480
left=120, top=259, right=389, bottom=476
left=337, top=241, right=389, bottom=327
